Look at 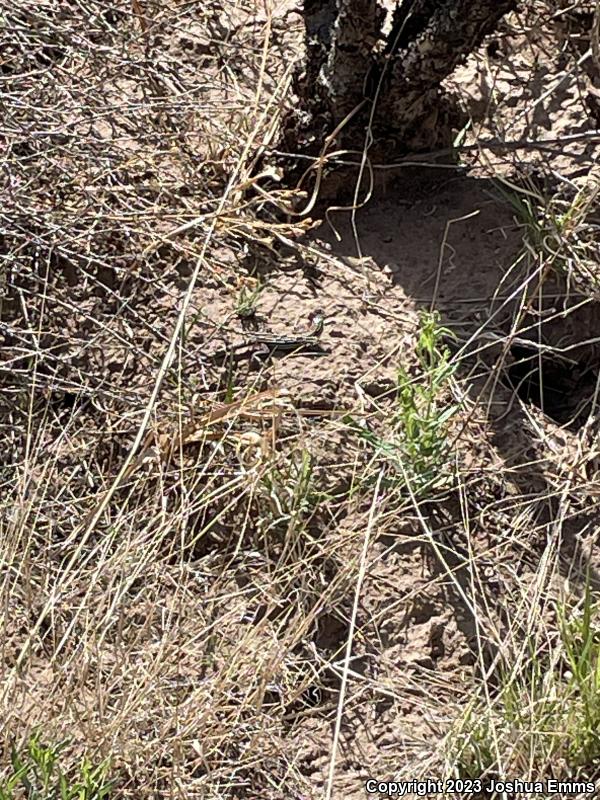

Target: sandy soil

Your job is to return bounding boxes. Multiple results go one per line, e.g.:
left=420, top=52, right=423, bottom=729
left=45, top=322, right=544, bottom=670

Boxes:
left=3, top=1, right=600, bottom=798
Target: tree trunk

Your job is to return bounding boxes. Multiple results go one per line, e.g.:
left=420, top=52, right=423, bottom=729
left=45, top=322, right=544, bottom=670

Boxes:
left=287, top=0, right=518, bottom=168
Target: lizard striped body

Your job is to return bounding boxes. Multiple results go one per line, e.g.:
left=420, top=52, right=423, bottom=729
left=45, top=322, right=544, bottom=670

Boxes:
left=243, top=311, right=325, bottom=353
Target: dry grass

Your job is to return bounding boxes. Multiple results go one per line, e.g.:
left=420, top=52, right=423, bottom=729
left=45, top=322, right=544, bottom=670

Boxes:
left=3, top=1, right=600, bottom=798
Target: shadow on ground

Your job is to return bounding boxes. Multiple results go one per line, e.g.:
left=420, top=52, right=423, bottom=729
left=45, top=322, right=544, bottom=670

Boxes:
left=310, top=167, right=600, bottom=671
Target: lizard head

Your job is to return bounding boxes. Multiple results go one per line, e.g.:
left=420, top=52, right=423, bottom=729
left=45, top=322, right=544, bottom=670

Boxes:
left=309, top=309, right=325, bottom=337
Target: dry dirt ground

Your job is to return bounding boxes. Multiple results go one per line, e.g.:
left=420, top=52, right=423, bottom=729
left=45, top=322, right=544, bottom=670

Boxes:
left=2, top=1, right=600, bottom=799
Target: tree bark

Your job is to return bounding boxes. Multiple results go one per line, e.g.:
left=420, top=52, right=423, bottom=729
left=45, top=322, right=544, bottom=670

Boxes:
left=379, top=0, right=517, bottom=147
left=288, top=0, right=518, bottom=163
left=298, top=0, right=384, bottom=148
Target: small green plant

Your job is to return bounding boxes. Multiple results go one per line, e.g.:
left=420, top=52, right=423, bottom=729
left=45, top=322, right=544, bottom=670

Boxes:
left=494, top=175, right=600, bottom=293
left=448, top=578, right=600, bottom=783
left=494, top=177, right=550, bottom=259
left=0, top=733, right=112, bottom=800
left=558, top=579, right=600, bottom=767
left=393, top=311, right=459, bottom=493
left=349, top=311, right=459, bottom=498
left=235, top=279, right=263, bottom=320
left=261, top=449, right=317, bottom=535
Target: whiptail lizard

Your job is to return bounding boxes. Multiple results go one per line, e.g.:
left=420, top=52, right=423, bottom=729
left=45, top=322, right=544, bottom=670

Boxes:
left=247, top=310, right=324, bottom=351
left=219, top=310, right=326, bottom=359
